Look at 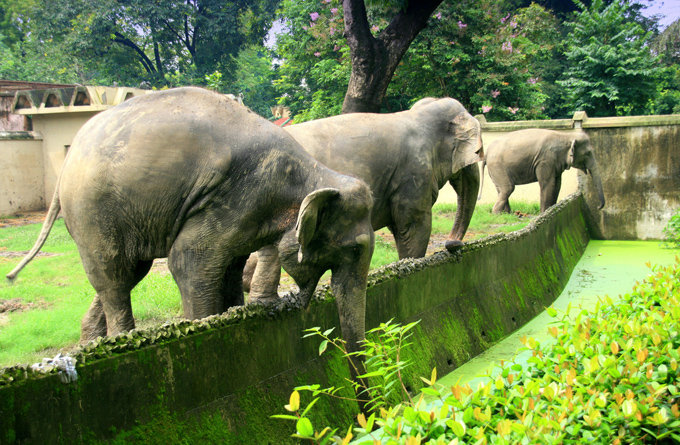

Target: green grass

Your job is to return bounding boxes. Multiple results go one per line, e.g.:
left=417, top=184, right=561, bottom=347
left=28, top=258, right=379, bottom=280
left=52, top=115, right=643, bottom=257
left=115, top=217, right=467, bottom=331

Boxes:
left=0, top=202, right=538, bottom=368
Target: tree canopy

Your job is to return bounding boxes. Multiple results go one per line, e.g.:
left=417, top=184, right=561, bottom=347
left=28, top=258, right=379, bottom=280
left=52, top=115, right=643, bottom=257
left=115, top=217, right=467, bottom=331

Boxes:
left=0, top=0, right=676, bottom=120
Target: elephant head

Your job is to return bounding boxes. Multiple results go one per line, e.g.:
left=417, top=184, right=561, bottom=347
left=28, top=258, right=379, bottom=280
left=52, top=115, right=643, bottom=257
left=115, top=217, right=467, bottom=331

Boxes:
left=277, top=178, right=374, bottom=352
left=410, top=97, right=484, bottom=249
left=567, top=132, right=605, bottom=209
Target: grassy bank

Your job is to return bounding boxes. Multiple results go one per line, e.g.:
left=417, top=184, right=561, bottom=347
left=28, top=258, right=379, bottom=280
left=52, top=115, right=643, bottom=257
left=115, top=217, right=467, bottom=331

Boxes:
left=0, top=202, right=539, bottom=368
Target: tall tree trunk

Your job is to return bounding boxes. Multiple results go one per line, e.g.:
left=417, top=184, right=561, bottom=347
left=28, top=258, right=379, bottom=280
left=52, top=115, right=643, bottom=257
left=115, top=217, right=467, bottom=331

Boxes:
left=341, top=0, right=443, bottom=113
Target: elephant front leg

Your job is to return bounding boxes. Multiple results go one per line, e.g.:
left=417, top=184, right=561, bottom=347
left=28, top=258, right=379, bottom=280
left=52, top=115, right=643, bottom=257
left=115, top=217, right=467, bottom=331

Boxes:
left=390, top=206, right=431, bottom=259
left=538, top=174, right=561, bottom=213
left=168, top=231, right=241, bottom=319
left=247, top=245, right=282, bottom=303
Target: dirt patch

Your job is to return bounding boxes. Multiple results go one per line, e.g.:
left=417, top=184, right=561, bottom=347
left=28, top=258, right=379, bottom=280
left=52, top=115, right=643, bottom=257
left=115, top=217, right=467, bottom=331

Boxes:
left=0, top=249, right=59, bottom=258
left=1, top=298, right=32, bottom=313
left=0, top=211, right=47, bottom=228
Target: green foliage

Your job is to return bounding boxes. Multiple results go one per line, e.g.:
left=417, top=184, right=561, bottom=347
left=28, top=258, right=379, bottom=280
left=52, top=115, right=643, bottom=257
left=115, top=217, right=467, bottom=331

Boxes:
left=651, top=19, right=680, bottom=66
left=230, top=45, right=278, bottom=117
left=272, top=320, right=420, bottom=443
left=275, top=259, right=680, bottom=443
left=558, top=0, right=660, bottom=117
left=387, top=1, right=561, bottom=120
left=662, top=208, right=680, bottom=249
left=0, top=0, right=278, bottom=88
left=273, top=0, right=349, bottom=121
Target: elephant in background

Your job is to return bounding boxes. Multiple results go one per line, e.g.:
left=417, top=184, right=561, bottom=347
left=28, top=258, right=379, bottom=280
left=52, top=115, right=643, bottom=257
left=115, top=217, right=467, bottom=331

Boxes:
left=245, top=97, right=483, bottom=301
left=6, top=87, right=375, bottom=356
left=480, top=128, right=605, bottom=214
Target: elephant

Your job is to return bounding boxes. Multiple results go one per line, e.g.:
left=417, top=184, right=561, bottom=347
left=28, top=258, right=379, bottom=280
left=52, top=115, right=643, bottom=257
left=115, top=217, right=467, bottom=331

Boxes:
left=480, top=128, right=605, bottom=214
left=6, top=87, right=375, bottom=357
left=245, top=97, right=484, bottom=301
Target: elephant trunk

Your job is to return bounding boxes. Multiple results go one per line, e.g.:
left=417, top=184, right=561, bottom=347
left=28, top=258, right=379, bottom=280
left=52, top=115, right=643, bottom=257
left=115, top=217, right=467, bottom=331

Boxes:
left=447, top=162, right=480, bottom=250
left=586, top=157, right=606, bottom=210
left=331, top=263, right=369, bottom=409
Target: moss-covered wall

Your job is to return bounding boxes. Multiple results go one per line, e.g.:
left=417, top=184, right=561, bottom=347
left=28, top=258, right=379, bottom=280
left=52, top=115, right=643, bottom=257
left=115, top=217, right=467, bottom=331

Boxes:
left=0, top=194, right=590, bottom=444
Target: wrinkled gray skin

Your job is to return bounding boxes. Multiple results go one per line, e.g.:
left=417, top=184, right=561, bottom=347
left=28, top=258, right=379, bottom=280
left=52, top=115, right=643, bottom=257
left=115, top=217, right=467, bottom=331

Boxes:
left=245, top=97, right=483, bottom=301
left=6, top=87, right=374, bottom=357
left=481, top=129, right=605, bottom=214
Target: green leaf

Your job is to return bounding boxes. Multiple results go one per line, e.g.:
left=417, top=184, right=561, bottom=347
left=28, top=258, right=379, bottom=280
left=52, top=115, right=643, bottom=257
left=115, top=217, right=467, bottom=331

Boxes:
left=296, top=417, right=314, bottom=437
left=446, top=419, right=466, bottom=437
left=420, top=387, right=441, bottom=397
left=318, top=340, right=328, bottom=355
left=270, top=414, right=299, bottom=420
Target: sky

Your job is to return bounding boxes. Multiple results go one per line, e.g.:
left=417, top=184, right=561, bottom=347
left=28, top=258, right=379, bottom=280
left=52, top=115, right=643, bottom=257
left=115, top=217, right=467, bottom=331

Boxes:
left=643, top=0, right=680, bottom=29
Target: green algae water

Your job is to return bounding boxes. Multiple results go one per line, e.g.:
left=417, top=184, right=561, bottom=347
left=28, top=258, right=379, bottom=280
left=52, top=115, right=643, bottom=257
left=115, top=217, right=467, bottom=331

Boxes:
left=436, top=240, right=679, bottom=389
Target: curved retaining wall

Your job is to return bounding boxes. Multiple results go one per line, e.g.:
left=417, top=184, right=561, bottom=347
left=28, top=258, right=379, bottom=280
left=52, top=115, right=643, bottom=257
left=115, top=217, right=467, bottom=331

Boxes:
left=0, top=194, right=590, bottom=444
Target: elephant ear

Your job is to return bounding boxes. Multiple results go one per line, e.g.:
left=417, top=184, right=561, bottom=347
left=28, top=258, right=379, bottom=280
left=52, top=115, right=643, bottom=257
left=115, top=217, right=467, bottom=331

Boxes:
left=451, top=113, right=484, bottom=174
left=565, top=140, right=575, bottom=170
left=295, top=188, right=340, bottom=261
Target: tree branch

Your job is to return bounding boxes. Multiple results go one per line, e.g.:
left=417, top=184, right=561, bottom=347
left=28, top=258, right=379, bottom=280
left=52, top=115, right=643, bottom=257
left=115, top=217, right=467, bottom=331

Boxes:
left=113, top=32, right=156, bottom=74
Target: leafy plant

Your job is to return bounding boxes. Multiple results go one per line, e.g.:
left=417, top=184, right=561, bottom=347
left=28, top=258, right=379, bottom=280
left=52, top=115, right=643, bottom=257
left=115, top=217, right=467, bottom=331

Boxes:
left=275, top=258, right=680, bottom=443
left=662, top=208, right=680, bottom=249
left=272, top=319, right=420, bottom=443
left=558, top=0, right=660, bottom=117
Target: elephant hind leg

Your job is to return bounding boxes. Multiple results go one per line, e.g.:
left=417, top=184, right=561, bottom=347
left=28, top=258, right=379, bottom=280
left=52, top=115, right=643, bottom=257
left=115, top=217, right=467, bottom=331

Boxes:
left=247, top=245, right=282, bottom=303
left=492, top=183, right=514, bottom=214
left=79, top=256, right=153, bottom=341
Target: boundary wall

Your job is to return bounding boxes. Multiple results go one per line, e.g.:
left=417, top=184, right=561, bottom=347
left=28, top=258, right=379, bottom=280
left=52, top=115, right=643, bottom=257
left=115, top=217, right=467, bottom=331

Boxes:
left=0, top=194, right=590, bottom=444
left=0, top=131, right=44, bottom=214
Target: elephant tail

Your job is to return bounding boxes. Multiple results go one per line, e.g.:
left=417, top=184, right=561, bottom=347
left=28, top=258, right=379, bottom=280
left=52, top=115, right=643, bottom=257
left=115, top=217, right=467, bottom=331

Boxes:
left=477, top=159, right=486, bottom=201
left=6, top=186, right=61, bottom=282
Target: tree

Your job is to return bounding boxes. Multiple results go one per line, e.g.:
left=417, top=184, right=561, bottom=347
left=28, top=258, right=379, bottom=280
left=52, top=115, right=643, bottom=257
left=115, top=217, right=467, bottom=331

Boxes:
left=558, top=0, right=659, bottom=116
left=274, top=0, right=562, bottom=121
left=341, top=0, right=443, bottom=112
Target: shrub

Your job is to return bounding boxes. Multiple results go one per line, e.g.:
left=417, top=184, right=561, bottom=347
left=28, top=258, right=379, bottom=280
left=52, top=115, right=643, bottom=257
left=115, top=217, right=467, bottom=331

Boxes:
left=663, top=208, right=680, bottom=249
left=275, top=258, right=680, bottom=443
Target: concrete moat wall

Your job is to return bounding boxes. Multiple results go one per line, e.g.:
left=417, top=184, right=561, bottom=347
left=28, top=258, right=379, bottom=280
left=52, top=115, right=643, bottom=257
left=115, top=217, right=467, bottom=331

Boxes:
left=0, top=195, right=590, bottom=444
left=579, top=116, right=680, bottom=239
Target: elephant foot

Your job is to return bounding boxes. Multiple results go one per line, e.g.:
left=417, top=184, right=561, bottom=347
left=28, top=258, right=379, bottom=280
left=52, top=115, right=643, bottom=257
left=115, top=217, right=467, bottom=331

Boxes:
left=444, top=239, right=464, bottom=252
left=246, top=293, right=281, bottom=305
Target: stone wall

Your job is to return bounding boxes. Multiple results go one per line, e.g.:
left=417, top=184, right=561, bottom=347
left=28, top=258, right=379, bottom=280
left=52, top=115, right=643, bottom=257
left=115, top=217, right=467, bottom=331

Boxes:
left=0, top=194, right=590, bottom=444
left=578, top=116, right=680, bottom=239
left=0, top=132, right=44, bottom=215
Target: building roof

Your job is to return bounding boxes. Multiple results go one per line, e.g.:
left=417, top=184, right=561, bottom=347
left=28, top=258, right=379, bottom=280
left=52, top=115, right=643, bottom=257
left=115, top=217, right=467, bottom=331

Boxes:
left=273, top=116, right=293, bottom=127
left=11, top=85, right=151, bottom=115
left=0, top=80, right=76, bottom=95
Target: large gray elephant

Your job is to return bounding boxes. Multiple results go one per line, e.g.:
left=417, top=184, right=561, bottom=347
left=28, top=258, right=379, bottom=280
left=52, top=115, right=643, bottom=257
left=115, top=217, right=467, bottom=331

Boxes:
left=6, top=87, right=375, bottom=355
left=245, top=97, right=483, bottom=301
left=481, top=128, right=605, bottom=213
